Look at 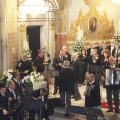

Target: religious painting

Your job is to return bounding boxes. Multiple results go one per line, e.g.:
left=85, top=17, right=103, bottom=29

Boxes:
left=89, top=17, right=97, bottom=32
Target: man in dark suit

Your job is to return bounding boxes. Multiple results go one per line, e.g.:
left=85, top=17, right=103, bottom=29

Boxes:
left=111, top=43, right=120, bottom=57
left=71, top=52, right=81, bottom=101
left=16, top=53, right=33, bottom=79
left=6, top=80, right=19, bottom=120
left=53, top=50, right=67, bottom=94
left=29, top=88, right=48, bottom=120
left=87, top=42, right=94, bottom=56
left=58, top=60, right=75, bottom=117
left=106, top=40, right=115, bottom=56
left=35, top=50, right=45, bottom=73
left=0, top=83, right=9, bottom=120
left=62, top=45, right=71, bottom=62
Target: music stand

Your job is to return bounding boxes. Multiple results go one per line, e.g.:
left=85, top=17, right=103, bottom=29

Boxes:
left=85, top=107, right=105, bottom=120
left=9, top=96, right=30, bottom=114
left=20, top=101, right=45, bottom=120
left=108, top=113, right=120, bottom=120
left=69, top=106, right=86, bottom=116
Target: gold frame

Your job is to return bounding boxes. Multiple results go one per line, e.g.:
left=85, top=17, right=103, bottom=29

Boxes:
left=68, top=8, right=114, bottom=42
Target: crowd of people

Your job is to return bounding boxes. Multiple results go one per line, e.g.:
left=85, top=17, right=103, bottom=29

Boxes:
left=1, top=40, right=120, bottom=119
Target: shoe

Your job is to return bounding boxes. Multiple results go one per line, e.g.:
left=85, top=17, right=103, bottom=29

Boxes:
left=115, top=110, right=119, bottom=114
left=106, top=109, right=113, bottom=112
left=64, top=113, right=70, bottom=117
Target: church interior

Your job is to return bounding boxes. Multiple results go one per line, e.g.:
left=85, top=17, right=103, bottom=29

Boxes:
left=0, top=0, right=120, bottom=120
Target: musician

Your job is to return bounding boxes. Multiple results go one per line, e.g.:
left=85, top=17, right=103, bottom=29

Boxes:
left=84, top=74, right=101, bottom=108
left=101, top=56, right=120, bottom=113
left=0, top=83, right=9, bottom=120
left=28, top=88, right=48, bottom=120
left=53, top=50, right=67, bottom=95
left=6, top=80, right=19, bottom=120
left=16, top=53, right=33, bottom=79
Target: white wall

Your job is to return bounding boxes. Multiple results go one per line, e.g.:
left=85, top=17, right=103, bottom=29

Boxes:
left=67, top=0, right=120, bottom=31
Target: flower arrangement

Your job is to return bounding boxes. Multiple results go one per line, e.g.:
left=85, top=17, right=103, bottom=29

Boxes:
left=0, top=69, right=13, bottom=84
left=69, top=26, right=85, bottom=55
left=21, top=71, right=44, bottom=94
left=21, top=35, right=32, bottom=61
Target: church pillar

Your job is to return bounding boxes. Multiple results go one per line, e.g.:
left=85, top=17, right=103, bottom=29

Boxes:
left=55, top=0, right=68, bottom=54
left=0, top=0, right=18, bottom=72
left=48, top=20, right=55, bottom=60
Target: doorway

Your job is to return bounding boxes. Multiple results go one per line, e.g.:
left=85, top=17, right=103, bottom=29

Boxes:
left=27, top=26, right=40, bottom=63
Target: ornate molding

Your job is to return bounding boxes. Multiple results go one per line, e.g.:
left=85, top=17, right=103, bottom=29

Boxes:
left=49, top=20, right=55, bottom=30
left=68, top=8, right=114, bottom=42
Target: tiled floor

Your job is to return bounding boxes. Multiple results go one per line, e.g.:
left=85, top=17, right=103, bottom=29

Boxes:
left=48, top=79, right=120, bottom=120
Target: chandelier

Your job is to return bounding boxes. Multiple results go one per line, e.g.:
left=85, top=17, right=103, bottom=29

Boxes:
left=19, top=0, right=49, bottom=14
left=112, top=0, right=120, bottom=5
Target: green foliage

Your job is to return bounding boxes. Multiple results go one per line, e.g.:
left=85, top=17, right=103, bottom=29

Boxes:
left=69, top=38, right=85, bottom=55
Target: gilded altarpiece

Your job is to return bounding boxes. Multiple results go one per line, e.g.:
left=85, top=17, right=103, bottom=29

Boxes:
left=68, top=0, right=115, bottom=42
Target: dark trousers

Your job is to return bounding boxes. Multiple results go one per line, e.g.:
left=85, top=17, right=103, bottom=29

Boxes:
left=60, top=92, right=71, bottom=114
left=73, top=82, right=81, bottom=99
left=54, top=76, right=59, bottom=93
left=106, top=89, right=119, bottom=110
left=0, top=113, right=8, bottom=120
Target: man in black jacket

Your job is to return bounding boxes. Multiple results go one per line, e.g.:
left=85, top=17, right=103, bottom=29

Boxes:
left=0, top=83, right=9, bottom=120
left=101, top=56, right=120, bottom=113
left=58, top=60, right=75, bottom=117
left=53, top=50, right=67, bottom=94
left=16, top=53, right=33, bottom=79
left=28, top=88, right=48, bottom=120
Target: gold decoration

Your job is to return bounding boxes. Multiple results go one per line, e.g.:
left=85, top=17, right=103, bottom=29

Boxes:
left=49, top=21, right=55, bottom=30
left=20, top=22, right=28, bottom=32
left=84, top=0, right=102, bottom=8
left=68, top=8, right=114, bottom=42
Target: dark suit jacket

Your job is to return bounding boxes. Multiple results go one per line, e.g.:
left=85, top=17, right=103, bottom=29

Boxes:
left=12, top=79, right=23, bottom=98
left=58, top=68, right=75, bottom=93
left=35, top=56, right=44, bottom=73
left=16, top=60, right=33, bottom=77
left=53, top=56, right=67, bottom=72
left=71, top=59, right=82, bottom=82
left=87, top=48, right=94, bottom=56
left=64, top=52, right=71, bottom=62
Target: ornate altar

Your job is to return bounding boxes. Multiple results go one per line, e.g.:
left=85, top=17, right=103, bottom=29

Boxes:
left=68, top=0, right=115, bottom=42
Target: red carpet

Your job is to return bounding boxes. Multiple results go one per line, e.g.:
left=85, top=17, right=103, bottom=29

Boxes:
left=101, top=101, right=115, bottom=109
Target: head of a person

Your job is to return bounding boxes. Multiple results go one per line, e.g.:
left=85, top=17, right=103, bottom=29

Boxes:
left=22, top=53, right=27, bottom=61
left=92, top=48, right=98, bottom=55
left=103, top=50, right=110, bottom=57
left=59, top=50, right=64, bottom=57
left=71, top=52, right=78, bottom=61
left=117, top=49, right=120, bottom=54
left=114, top=43, right=119, bottom=49
left=90, top=42, right=94, bottom=48
left=81, top=49, right=86, bottom=55
left=62, top=46, right=67, bottom=52
left=85, top=73, right=95, bottom=83
left=12, top=71, right=20, bottom=80
left=0, top=83, right=6, bottom=94
left=117, top=54, right=120, bottom=61
left=63, top=60, right=70, bottom=68
left=109, top=56, right=115, bottom=65
left=40, top=88, right=48, bottom=96
left=7, top=80, right=16, bottom=90
left=38, top=50, right=44, bottom=58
